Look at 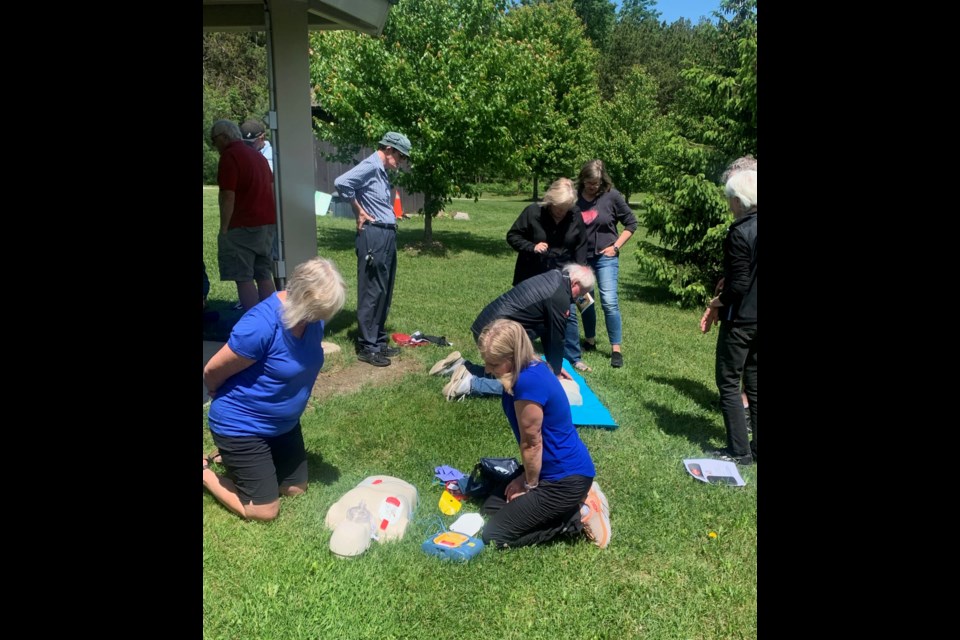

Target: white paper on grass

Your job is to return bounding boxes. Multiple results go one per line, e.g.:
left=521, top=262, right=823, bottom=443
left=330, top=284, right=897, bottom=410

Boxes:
left=449, top=512, right=484, bottom=537
left=682, top=458, right=746, bottom=486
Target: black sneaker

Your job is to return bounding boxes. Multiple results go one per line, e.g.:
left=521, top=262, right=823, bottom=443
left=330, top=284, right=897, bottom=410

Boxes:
left=711, top=449, right=753, bottom=466
left=611, top=352, right=623, bottom=368
left=382, top=346, right=402, bottom=357
left=582, top=340, right=597, bottom=352
left=358, top=351, right=391, bottom=367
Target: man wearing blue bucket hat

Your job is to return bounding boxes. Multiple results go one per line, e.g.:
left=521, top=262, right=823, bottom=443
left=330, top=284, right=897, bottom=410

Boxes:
left=335, top=132, right=411, bottom=367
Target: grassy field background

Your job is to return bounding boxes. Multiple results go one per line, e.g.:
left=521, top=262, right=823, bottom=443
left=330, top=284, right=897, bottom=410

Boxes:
left=202, top=189, right=757, bottom=640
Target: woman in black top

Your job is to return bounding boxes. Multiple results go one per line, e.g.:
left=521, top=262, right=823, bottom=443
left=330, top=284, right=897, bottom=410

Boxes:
left=506, top=178, right=589, bottom=370
left=574, top=160, right=639, bottom=368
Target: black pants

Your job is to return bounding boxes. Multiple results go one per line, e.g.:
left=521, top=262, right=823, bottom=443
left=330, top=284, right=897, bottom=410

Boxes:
left=716, top=321, right=757, bottom=459
left=355, top=224, right=397, bottom=353
left=481, top=473, right=593, bottom=549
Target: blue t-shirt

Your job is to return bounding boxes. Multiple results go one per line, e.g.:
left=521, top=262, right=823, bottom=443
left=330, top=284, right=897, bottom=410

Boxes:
left=208, top=294, right=326, bottom=437
left=501, top=361, right=596, bottom=482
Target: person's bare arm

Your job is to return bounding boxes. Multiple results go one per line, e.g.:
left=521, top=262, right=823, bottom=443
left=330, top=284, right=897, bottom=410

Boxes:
left=203, top=344, right=256, bottom=397
left=505, top=400, right=544, bottom=502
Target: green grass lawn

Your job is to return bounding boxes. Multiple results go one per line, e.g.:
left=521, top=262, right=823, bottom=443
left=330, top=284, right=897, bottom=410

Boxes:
left=203, top=189, right=757, bottom=640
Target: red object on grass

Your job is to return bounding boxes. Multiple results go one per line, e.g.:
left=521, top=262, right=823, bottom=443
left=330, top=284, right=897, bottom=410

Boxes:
left=391, top=333, right=430, bottom=347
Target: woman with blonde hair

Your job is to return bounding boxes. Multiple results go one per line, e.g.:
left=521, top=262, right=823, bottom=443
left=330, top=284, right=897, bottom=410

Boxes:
left=475, top=318, right=611, bottom=549
left=203, top=256, right=346, bottom=521
left=506, top=177, right=590, bottom=371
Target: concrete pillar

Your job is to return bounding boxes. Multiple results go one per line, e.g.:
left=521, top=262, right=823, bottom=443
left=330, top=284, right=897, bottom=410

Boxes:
left=269, top=0, right=315, bottom=278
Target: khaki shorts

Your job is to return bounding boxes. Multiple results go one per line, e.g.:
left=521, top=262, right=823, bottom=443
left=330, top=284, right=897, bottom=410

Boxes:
left=217, top=225, right=276, bottom=282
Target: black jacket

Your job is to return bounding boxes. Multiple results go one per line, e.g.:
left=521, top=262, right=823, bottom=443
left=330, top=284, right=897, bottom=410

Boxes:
left=470, top=270, right=573, bottom=374
left=719, top=211, right=757, bottom=324
left=506, top=203, right=587, bottom=286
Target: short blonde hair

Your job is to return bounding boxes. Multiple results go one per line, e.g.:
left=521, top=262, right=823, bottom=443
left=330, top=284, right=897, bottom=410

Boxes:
left=282, top=257, right=347, bottom=330
left=541, top=177, right=577, bottom=211
left=478, top=319, right=538, bottom=395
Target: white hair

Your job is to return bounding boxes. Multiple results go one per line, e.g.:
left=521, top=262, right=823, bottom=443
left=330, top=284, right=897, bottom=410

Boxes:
left=724, top=170, right=757, bottom=212
left=563, top=263, right=595, bottom=292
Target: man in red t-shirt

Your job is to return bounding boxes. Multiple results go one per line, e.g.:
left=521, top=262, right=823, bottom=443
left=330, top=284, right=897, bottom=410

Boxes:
left=210, top=119, right=277, bottom=311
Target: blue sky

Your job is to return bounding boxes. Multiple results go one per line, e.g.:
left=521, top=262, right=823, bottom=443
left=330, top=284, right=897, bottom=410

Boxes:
left=615, top=1, right=723, bottom=25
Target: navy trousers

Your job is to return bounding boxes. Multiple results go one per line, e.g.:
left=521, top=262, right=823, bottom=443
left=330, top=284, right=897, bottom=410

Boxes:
left=355, top=224, right=397, bottom=353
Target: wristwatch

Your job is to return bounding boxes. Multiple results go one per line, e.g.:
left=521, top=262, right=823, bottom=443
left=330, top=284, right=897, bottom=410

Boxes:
left=523, top=480, right=539, bottom=491
left=613, top=245, right=620, bottom=255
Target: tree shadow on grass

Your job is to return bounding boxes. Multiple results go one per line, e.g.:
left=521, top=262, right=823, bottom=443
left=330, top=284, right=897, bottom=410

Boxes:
left=645, top=402, right=724, bottom=452
left=306, top=450, right=341, bottom=486
left=648, top=375, right=719, bottom=413
left=315, top=226, right=514, bottom=258
left=620, top=276, right=681, bottom=308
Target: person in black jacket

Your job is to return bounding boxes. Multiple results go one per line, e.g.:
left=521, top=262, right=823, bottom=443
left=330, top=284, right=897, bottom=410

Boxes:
left=506, top=178, right=589, bottom=371
left=436, top=265, right=595, bottom=400
left=700, top=170, right=757, bottom=465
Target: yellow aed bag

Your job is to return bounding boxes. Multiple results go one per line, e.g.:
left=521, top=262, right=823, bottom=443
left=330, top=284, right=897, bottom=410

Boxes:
left=438, top=489, right=463, bottom=515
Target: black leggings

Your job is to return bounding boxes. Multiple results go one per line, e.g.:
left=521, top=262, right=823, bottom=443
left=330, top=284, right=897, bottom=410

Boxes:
left=481, top=473, right=593, bottom=549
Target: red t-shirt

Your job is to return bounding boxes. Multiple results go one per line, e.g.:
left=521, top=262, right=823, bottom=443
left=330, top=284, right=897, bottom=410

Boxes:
left=217, top=141, right=276, bottom=228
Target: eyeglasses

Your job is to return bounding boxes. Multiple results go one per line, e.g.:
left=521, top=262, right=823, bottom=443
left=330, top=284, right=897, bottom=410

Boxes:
left=210, top=132, right=225, bottom=145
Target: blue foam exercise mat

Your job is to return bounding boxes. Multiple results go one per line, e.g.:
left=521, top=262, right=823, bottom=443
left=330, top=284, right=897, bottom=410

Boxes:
left=559, top=359, right=618, bottom=429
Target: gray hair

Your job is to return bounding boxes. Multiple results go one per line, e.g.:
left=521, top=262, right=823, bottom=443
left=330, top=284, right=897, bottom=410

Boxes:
left=720, top=155, right=757, bottom=183
left=282, top=257, right=347, bottom=329
left=563, top=263, right=595, bottom=292
left=724, top=170, right=757, bottom=212
left=541, top=177, right=577, bottom=210
left=211, top=119, right=242, bottom=142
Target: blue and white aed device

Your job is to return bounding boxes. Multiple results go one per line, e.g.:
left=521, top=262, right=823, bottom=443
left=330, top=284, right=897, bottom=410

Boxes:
left=421, top=531, right=485, bottom=562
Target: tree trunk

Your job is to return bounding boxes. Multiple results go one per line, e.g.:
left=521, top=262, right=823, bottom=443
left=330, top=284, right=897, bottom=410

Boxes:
left=531, top=174, right=539, bottom=201
left=424, top=206, right=433, bottom=243
left=422, top=193, right=442, bottom=244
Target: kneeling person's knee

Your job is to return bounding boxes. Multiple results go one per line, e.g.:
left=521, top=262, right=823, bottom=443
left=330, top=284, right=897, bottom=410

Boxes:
left=244, top=500, right=281, bottom=521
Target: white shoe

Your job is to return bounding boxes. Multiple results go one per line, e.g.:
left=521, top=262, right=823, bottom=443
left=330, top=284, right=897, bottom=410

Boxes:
left=430, top=351, right=463, bottom=376
left=443, top=364, right=474, bottom=401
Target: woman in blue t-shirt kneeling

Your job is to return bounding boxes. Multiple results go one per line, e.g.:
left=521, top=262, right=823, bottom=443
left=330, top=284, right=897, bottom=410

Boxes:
left=203, top=257, right=346, bottom=521
left=476, top=319, right=612, bottom=549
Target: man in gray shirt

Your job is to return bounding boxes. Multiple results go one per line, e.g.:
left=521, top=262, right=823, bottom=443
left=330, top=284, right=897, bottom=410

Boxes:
left=334, top=132, right=411, bottom=366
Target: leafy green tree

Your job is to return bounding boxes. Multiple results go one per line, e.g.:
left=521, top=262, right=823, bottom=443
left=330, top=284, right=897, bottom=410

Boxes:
left=503, top=0, right=602, bottom=200
left=616, top=0, right=660, bottom=23
left=600, top=14, right=721, bottom=111
left=569, top=0, right=617, bottom=51
left=202, top=32, right=269, bottom=183
left=633, top=0, right=757, bottom=306
left=310, top=0, right=550, bottom=242
left=580, top=65, right=666, bottom=202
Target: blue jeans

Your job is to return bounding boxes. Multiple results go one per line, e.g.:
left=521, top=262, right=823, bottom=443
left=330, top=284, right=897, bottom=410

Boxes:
left=582, top=254, right=622, bottom=346
left=564, top=302, right=582, bottom=363
left=464, top=360, right=504, bottom=397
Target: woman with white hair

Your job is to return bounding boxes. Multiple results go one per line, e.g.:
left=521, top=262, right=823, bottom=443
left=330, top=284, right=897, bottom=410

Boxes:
left=700, top=170, right=757, bottom=466
left=203, top=257, right=347, bottom=520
